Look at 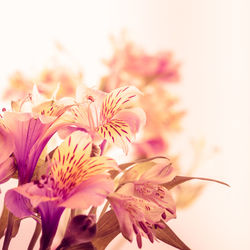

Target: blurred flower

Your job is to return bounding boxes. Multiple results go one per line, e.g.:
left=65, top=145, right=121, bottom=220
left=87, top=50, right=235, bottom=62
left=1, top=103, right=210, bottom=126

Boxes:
left=133, top=137, right=168, bottom=159
left=3, top=51, right=83, bottom=101
left=5, top=131, right=117, bottom=250
left=101, top=37, right=180, bottom=92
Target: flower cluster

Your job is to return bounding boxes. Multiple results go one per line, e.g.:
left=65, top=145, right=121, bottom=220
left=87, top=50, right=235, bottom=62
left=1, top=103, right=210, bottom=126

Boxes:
left=0, top=39, right=228, bottom=250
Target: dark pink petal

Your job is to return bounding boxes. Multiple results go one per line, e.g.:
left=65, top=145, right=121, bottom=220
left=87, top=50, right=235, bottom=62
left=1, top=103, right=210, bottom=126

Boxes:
left=3, top=112, right=50, bottom=183
left=38, top=201, right=65, bottom=250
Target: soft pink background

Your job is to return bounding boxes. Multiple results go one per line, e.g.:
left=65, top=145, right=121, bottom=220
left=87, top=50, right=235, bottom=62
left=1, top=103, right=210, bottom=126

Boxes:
left=0, top=1, right=249, bottom=249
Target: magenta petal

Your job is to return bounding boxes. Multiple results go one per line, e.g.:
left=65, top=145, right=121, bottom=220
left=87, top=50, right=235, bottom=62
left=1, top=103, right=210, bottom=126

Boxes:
left=38, top=201, right=65, bottom=250
left=5, top=188, right=34, bottom=218
left=60, top=175, right=114, bottom=209
left=4, top=112, right=50, bottom=183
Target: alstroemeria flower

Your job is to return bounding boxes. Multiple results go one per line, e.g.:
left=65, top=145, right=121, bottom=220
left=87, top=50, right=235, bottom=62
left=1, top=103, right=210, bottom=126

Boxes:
left=108, top=182, right=176, bottom=248
left=0, top=84, right=79, bottom=186
left=108, top=157, right=176, bottom=248
left=5, top=131, right=117, bottom=250
left=2, top=108, right=67, bottom=185
left=70, top=86, right=146, bottom=154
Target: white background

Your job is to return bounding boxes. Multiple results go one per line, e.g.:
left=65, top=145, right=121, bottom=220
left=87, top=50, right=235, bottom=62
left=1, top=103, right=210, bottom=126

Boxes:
left=0, top=1, right=249, bottom=249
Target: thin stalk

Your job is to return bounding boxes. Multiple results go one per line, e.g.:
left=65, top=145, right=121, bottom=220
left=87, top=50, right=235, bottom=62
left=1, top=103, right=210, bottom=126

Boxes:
left=28, top=221, right=42, bottom=250
left=2, top=212, right=14, bottom=250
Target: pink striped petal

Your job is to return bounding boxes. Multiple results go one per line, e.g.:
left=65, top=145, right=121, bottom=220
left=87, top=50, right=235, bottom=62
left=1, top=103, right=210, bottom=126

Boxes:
left=60, top=175, right=114, bottom=209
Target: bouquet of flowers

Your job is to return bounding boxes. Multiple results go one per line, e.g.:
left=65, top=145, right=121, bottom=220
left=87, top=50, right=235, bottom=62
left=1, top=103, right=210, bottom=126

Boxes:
left=0, top=40, right=228, bottom=250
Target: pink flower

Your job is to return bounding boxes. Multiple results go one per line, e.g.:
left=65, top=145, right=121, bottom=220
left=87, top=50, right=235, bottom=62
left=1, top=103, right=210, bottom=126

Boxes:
left=1, top=86, right=77, bottom=184
left=69, top=86, right=146, bottom=154
left=5, top=131, right=118, bottom=249
left=108, top=157, right=176, bottom=248
left=102, top=39, right=180, bottom=92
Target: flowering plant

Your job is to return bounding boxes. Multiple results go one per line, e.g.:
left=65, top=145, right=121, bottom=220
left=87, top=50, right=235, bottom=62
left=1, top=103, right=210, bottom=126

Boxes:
left=0, top=39, right=229, bottom=250
left=0, top=84, right=228, bottom=250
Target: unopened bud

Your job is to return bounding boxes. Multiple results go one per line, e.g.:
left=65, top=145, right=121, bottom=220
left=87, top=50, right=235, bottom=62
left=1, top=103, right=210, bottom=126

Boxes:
left=56, top=214, right=96, bottom=249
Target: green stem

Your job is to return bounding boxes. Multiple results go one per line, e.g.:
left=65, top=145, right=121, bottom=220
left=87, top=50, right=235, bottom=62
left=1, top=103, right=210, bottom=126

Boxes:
left=2, top=212, right=14, bottom=250
left=28, top=221, right=42, bottom=250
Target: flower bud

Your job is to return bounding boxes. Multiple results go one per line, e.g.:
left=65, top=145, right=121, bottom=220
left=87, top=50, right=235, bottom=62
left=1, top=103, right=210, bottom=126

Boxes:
left=56, top=214, right=96, bottom=249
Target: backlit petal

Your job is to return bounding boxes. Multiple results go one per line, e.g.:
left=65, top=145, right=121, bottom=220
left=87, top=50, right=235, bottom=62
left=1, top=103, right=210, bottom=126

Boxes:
left=60, top=175, right=114, bottom=209
left=100, top=86, right=141, bottom=122
left=50, top=131, right=118, bottom=190
left=97, top=119, right=132, bottom=154
left=113, top=107, right=146, bottom=134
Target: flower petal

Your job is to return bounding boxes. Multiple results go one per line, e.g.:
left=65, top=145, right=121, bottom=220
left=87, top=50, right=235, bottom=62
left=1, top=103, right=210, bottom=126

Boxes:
left=50, top=131, right=118, bottom=190
left=100, top=86, right=142, bottom=122
left=134, top=183, right=176, bottom=221
left=5, top=188, right=35, bottom=218
left=60, top=175, right=114, bottom=209
left=5, top=182, right=59, bottom=211
left=3, top=112, right=51, bottom=183
left=108, top=194, right=134, bottom=242
left=113, top=107, right=146, bottom=134
left=97, top=119, right=132, bottom=154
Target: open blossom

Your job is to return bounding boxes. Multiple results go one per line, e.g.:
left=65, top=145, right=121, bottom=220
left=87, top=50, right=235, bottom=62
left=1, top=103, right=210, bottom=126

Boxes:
left=69, top=86, right=146, bottom=154
left=108, top=157, right=176, bottom=248
left=5, top=131, right=118, bottom=249
left=1, top=97, right=72, bottom=185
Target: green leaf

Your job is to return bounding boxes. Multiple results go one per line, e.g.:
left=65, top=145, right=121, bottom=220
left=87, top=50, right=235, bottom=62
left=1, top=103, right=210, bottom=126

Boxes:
left=164, top=175, right=230, bottom=190
left=0, top=205, right=9, bottom=239
left=11, top=216, right=21, bottom=237
left=154, top=223, right=190, bottom=250
left=92, top=210, right=120, bottom=250
left=119, top=156, right=168, bottom=171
